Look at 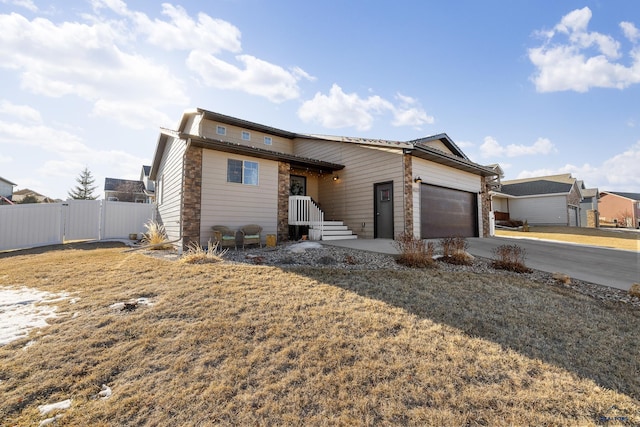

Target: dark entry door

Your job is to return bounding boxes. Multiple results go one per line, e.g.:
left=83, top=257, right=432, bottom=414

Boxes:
left=420, top=184, right=477, bottom=238
left=374, top=182, right=394, bottom=239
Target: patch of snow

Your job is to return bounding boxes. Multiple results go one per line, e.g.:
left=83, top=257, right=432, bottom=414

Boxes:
left=287, top=241, right=323, bottom=253
left=38, top=398, right=71, bottom=415
left=0, top=287, right=68, bottom=346
left=95, top=384, right=112, bottom=400
left=39, top=415, right=62, bottom=426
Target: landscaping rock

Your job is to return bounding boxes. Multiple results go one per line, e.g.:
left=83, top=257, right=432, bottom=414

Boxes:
left=552, top=272, right=571, bottom=285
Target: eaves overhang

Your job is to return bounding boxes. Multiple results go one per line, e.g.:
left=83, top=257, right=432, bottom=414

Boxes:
left=185, top=133, right=345, bottom=173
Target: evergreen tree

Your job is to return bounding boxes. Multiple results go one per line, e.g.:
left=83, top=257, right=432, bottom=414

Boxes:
left=68, top=167, right=99, bottom=200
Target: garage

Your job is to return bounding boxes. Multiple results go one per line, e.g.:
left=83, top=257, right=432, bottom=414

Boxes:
left=420, top=184, right=478, bottom=238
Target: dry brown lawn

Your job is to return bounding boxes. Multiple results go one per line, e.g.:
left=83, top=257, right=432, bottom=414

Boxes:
left=496, top=226, right=640, bottom=251
left=1, top=243, right=639, bottom=426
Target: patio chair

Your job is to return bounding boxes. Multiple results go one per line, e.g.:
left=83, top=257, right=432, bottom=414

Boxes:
left=212, top=225, right=237, bottom=250
left=240, top=224, right=262, bottom=249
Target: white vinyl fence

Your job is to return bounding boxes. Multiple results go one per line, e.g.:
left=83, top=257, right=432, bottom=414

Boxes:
left=0, top=200, right=155, bottom=251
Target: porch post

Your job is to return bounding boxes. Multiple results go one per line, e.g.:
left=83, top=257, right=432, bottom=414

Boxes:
left=403, top=153, right=414, bottom=236
left=277, top=162, right=290, bottom=242
left=182, top=145, right=203, bottom=248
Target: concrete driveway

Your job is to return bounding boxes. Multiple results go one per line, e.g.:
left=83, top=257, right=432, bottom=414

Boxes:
left=322, top=237, right=639, bottom=291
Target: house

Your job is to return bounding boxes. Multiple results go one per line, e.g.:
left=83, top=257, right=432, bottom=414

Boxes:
left=491, top=174, right=597, bottom=227
left=149, top=108, right=498, bottom=249
left=12, top=188, right=56, bottom=203
left=0, top=176, right=16, bottom=205
left=140, top=165, right=155, bottom=202
left=104, top=178, right=148, bottom=203
left=577, top=182, right=600, bottom=228
left=599, top=191, right=640, bottom=228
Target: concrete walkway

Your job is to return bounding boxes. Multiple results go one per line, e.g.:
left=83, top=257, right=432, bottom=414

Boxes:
left=321, top=237, right=639, bottom=291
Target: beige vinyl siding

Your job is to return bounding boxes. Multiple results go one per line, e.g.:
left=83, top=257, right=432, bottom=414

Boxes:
left=156, top=137, right=187, bottom=244
left=200, top=150, right=278, bottom=245
left=295, top=138, right=404, bottom=239
left=183, top=113, right=201, bottom=135
left=420, top=139, right=454, bottom=155
left=412, top=159, right=482, bottom=239
left=200, top=120, right=294, bottom=154
left=508, top=195, right=568, bottom=225
left=492, top=197, right=509, bottom=212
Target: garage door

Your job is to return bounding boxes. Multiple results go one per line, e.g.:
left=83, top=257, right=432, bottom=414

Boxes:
left=420, top=184, right=478, bottom=238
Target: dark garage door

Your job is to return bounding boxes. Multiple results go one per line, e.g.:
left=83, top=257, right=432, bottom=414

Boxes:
left=420, top=184, right=478, bottom=238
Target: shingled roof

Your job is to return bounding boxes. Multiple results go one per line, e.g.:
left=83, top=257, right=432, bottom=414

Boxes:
left=602, top=191, right=640, bottom=201
left=500, top=180, right=574, bottom=197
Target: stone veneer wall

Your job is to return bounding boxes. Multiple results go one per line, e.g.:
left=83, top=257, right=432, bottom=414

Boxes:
left=403, top=153, right=413, bottom=235
left=481, top=176, right=492, bottom=237
left=587, top=210, right=598, bottom=228
left=277, top=162, right=290, bottom=242
left=181, top=145, right=202, bottom=248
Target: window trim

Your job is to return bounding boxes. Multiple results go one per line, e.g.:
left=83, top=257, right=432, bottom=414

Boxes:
left=216, top=125, right=226, bottom=136
left=264, top=136, right=272, bottom=145
left=241, top=131, right=251, bottom=141
left=227, top=159, right=259, bottom=186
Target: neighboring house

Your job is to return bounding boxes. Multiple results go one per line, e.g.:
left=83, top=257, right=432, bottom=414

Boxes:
left=599, top=191, right=640, bottom=228
left=104, top=178, right=148, bottom=203
left=491, top=174, right=596, bottom=227
left=140, top=165, right=155, bottom=203
left=150, top=108, right=498, bottom=249
left=0, top=176, right=16, bottom=204
left=12, top=188, right=56, bottom=203
left=577, top=182, right=600, bottom=228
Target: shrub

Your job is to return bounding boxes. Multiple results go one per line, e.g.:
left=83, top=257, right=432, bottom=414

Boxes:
left=491, top=244, right=532, bottom=273
left=393, top=232, right=436, bottom=268
left=179, top=240, right=227, bottom=264
left=141, top=220, right=172, bottom=250
left=439, top=236, right=472, bottom=265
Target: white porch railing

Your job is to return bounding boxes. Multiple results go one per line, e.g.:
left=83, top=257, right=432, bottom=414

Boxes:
left=288, top=196, right=324, bottom=240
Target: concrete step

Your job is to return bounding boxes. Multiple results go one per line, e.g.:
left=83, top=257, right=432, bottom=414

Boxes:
left=321, top=234, right=358, bottom=241
left=322, top=230, right=354, bottom=236
left=321, top=225, right=349, bottom=231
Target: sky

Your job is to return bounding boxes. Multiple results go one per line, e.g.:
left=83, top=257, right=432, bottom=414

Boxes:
left=0, top=0, right=639, bottom=200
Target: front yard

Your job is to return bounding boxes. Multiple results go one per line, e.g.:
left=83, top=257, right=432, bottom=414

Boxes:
left=0, top=243, right=639, bottom=425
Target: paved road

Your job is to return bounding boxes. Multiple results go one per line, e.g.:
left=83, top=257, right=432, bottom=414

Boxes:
left=466, top=237, right=639, bottom=291
left=322, top=237, right=639, bottom=291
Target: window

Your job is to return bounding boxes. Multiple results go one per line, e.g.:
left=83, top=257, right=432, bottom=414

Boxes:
left=264, top=136, right=272, bottom=145
left=227, top=159, right=258, bottom=185
left=241, top=131, right=250, bottom=141
left=216, top=125, right=226, bottom=136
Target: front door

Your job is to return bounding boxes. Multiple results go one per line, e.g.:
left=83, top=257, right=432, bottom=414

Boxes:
left=290, top=175, right=307, bottom=196
left=374, top=182, right=394, bottom=239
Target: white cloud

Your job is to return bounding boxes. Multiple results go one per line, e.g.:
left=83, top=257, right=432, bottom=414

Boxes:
left=0, top=11, right=189, bottom=129
left=517, top=141, right=640, bottom=192
left=391, top=93, right=434, bottom=128
left=621, top=22, right=640, bottom=43
left=480, top=136, right=556, bottom=158
left=529, top=7, right=640, bottom=92
left=0, top=154, right=12, bottom=163
left=298, top=84, right=394, bottom=131
left=0, top=100, right=42, bottom=123
left=298, top=85, right=433, bottom=131
left=0, top=0, right=38, bottom=12
left=187, top=52, right=304, bottom=102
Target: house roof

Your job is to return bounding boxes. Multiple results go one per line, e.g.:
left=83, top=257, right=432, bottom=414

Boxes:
left=151, top=108, right=498, bottom=179
left=0, top=176, right=17, bottom=186
left=499, top=180, right=574, bottom=197
left=502, top=173, right=576, bottom=186
left=104, top=178, right=146, bottom=192
left=13, top=188, right=45, bottom=197
left=601, top=191, right=640, bottom=201
left=184, top=133, right=345, bottom=174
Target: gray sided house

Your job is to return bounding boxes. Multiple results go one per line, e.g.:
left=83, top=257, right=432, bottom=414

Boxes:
left=104, top=178, right=148, bottom=203
left=150, top=108, right=498, bottom=249
left=0, top=176, right=17, bottom=204
left=491, top=174, right=593, bottom=227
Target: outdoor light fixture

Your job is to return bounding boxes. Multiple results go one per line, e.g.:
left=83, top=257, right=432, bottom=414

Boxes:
left=414, top=176, right=422, bottom=183
left=333, top=175, right=339, bottom=181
